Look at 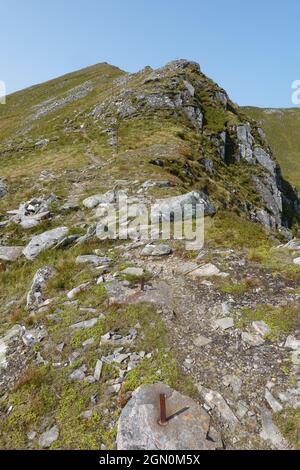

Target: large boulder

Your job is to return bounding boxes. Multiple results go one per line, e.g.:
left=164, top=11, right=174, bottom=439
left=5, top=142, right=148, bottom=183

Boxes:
left=117, top=383, right=221, bottom=450
left=23, top=227, right=69, bottom=260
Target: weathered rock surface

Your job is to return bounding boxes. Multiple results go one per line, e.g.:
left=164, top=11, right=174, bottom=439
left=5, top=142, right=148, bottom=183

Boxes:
left=0, top=246, right=24, bottom=262
left=38, top=426, right=59, bottom=448
left=117, top=383, right=221, bottom=450
left=0, top=179, right=7, bottom=198
left=23, top=227, right=69, bottom=260
left=142, top=244, right=172, bottom=257
left=26, top=266, right=55, bottom=310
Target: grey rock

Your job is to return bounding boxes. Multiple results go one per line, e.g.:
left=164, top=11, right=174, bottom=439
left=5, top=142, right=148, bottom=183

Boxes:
left=0, top=179, right=7, bottom=198
left=253, top=147, right=277, bottom=176
left=260, top=407, right=290, bottom=449
left=265, top=389, right=283, bottom=413
left=82, top=190, right=119, bottom=209
left=152, top=191, right=216, bottom=223
left=252, top=320, right=271, bottom=337
left=241, top=332, right=265, bottom=347
left=75, top=255, right=111, bottom=266
left=214, top=318, right=234, bottom=331
left=197, top=384, right=239, bottom=429
left=0, top=325, right=22, bottom=369
left=142, top=180, right=172, bottom=189
left=94, top=360, right=103, bottom=381
left=38, top=426, right=59, bottom=448
left=69, top=366, right=86, bottom=381
left=67, top=282, right=90, bottom=300
left=26, top=266, right=55, bottom=310
left=222, top=375, right=242, bottom=396
left=142, top=244, right=172, bottom=257
left=0, top=246, right=24, bottom=262
left=70, top=318, right=98, bottom=330
left=284, top=335, right=300, bottom=351
left=121, top=267, right=144, bottom=277
left=193, top=335, right=212, bottom=347
left=117, top=383, right=219, bottom=450
left=22, top=327, right=48, bottom=347
left=188, top=263, right=229, bottom=278
left=23, top=227, right=69, bottom=260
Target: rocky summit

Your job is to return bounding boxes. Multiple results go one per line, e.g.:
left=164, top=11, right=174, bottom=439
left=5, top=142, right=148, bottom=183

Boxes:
left=1, top=59, right=300, bottom=450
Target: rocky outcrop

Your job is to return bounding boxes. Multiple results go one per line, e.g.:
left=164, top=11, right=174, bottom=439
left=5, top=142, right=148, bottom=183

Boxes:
left=0, top=179, right=7, bottom=199
left=117, top=383, right=222, bottom=450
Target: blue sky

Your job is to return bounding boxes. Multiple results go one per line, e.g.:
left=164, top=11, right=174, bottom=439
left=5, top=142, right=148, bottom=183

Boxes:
left=0, top=0, right=299, bottom=107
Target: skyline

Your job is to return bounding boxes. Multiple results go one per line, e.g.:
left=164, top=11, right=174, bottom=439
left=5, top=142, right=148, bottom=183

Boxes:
left=0, top=0, right=299, bottom=107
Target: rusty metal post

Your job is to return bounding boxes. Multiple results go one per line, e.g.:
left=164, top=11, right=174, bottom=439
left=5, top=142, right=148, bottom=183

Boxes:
left=158, top=393, right=168, bottom=426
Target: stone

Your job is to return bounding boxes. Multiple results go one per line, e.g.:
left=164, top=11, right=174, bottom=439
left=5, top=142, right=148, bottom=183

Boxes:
left=0, top=245, right=24, bottom=262
left=75, top=255, right=111, bottom=266
left=193, top=335, right=212, bottom=347
left=265, top=389, right=283, bottom=413
left=20, top=218, right=40, bottom=229
left=38, top=426, right=59, bottom=448
left=284, top=335, right=300, bottom=351
left=26, top=266, right=55, bottom=310
left=214, top=318, right=234, bottom=331
left=293, top=257, right=300, bottom=265
left=197, top=385, right=239, bottom=429
left=142, top=180, right=172, bottom=189
left=141, top=244, right=172, bottom=257
left=252, top=320, right=271, bottom=337
left=0, top=179, right=7, bottom=198
left=151, top=191, right=216, bottom=223
left=69, top=366, right=86, bottom=381
left=82, top=190, right=118, bottom=209
left=241, top=332, right=265, bottom=347
left=188, top=263, right=229, bottom=278
left=67, top=282, right=90, bottom=300
left=70, top=318, right=98, bottom=329
left=121, top=267, right=144, bottom=277
left=23, top=227, right=69, bottom=260
left=22, top=327, right=48, bottom=347
left=260, top=407, right=290, bottom=449
left=94, top=360, right=103, bottom=381
left=117, top=383, right=220, bottom=450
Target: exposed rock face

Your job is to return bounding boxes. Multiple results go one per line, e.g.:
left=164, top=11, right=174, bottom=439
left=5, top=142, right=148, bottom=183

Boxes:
left=23, top=227, right=69, bottom=260
left=117, top=383, right=222, bottom=450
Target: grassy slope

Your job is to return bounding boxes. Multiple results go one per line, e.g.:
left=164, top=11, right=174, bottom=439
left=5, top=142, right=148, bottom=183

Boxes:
left=243, top=107, right=300, bottom=191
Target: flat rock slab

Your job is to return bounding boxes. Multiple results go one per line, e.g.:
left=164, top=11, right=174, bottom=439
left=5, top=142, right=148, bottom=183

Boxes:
left=142, top=244, right=172, bottom=257
left=0, top=246, right=24, bottom=261
left=117, top=383, right=219, bottom=450
left=188, top=263, right=229, bottom=278
left=23, top=227, right=69, bottom=260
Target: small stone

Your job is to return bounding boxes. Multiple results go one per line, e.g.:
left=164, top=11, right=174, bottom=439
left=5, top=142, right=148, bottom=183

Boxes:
left=76, top=255, right=111, bottom=266
left=70, top=318, right=98, bottom=329
left=214, top=318, right=234, bottom=331
left=242, top=332, right=265, bottom=347
left=121, top=267, right=144, bottom=277
left=27, top=431, right=37, bottom=441
left=69, top=367, right=86, bottom=381
left=284, top=335, right=300, bottom=351
left=193, top=335, right=212, bottom=347
left=94, top=360, right=103, bottom=381
left=67, top=282, right=90, bottom=300
left=188, top=264, right=229, bottom=278
left=252, top=320, right=271, bottom=337
left=38, top=426, right=59, bottom=448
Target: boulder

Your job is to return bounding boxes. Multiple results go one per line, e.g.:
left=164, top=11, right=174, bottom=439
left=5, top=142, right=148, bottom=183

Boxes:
left=117, top=383, right=220, bottom=450
left=23, top=227, right=69, bottom=260
left=82, top=190, right=119, bottom=209
left=0, top=246, right=24, bottom=262
left=142, top=244, right=172, bottom=257
left=188, top=263, right=229, bottom=278
left=121, top=267, right=145, bottom=277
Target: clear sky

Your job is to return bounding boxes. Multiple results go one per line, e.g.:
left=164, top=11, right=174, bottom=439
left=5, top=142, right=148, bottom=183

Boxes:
left=0, top=0, right=299, bottom=107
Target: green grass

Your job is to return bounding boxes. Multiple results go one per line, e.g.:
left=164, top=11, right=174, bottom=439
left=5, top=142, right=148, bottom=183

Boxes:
left=274, top=408, right=300, bottom=449
left=236, top=303, right=300, bottom=340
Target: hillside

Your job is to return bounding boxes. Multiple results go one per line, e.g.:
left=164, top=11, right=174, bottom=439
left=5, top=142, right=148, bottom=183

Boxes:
left=244, top=107, right=300, bottom=191
left=1, top=60, right=300, bottom=450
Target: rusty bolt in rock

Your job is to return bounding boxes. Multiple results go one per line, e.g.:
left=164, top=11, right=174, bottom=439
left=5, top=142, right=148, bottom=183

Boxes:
left=158, top=393, right=168, bottom=426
